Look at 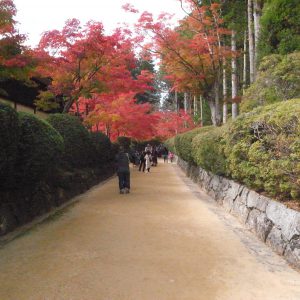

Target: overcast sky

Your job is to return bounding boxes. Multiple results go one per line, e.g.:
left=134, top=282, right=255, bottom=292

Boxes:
left=14, top=0, right=185, bottom=47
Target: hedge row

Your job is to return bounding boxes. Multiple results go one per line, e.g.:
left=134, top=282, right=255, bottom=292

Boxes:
left=175, top=127, right=213, bottom=163
left=164, top=137, right=176, bottom=154
left=48, top=114, right=112, bottom=168
left=0, top=110, right=114, bottom=190
left=166, top=99, right=300, bottom=201
left=0, top=105, right=114, bottom=235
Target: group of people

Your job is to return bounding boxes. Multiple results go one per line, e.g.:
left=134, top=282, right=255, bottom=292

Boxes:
left=136, top=144, right=158, bottom=173
left=161, top=147, right=175, bottom=163
left=115, top=144, right=174, bottom=194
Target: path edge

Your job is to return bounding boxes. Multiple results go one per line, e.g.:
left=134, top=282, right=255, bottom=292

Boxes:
left=0, top=175, right=116, bottom=247
left=176, top=156, right=300, bottom=270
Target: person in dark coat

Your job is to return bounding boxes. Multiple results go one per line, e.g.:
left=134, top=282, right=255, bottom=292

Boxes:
left=139, top=151, right=146, bottom=172
left=115, top=147, right=131, bottom=194
left=151, top=147, right=158, bottom=166
left=162, top=147, right=168, bottom=163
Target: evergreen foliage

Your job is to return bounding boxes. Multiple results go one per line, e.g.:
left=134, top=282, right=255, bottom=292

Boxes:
left=47, top=114, right=94, bottom=168
left=0, top=103, right=19, bottom=190
left=258, top=0, right=300, bottom=59
left=16, top=113, right=63, bottom=186
left=241, top=52, right=300, bottom=112
left=192, top=127, right=227, bottom=175
left=164, top=137, right=176, bottom=154
left=90, top=131, right=113, bottom=163
left=166, top=99, right=300, bottom=200
left=224, top=99, right=300, bottom=199
left=175, top=127, right=212, bottom=163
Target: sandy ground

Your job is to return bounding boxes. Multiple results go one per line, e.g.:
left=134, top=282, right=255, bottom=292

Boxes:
left=0, top=161, right=300, bottom=300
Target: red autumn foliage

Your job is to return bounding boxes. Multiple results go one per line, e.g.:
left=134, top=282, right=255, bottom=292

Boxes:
left=0, top=0, right=31, bottom=78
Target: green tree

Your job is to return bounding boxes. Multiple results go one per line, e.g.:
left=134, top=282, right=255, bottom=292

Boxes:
left=241, top=52, right=300, bottom=112
left=258, top=0, right=300, bottom=59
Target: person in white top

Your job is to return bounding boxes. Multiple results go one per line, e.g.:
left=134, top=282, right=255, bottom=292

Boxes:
left=144, top=151, right=152, bottom=173
left=145, top=144, right=152, bottom=153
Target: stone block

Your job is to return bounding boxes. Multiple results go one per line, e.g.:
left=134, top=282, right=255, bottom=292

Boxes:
left=203, top=173, right=212, bottom=192
left=236, top=186, right=249, bottom=204
left=284, top=237, right=300, bottom=269
left=256, top=213, right=273, bottom=242
left=246, top=209, right=261, bottom=231
left=208, top=176, right=222, bottom=201
left=266, top=227, right=287, bottom=255
left=224, top=181, right=241, bottom=201
left=247, top=191, right=269, bottom=212
left=231, top=197, right=250, bottom=223
left=266, top=201, right=300, bottom=241
left=190, top=165, right=198, bottom=182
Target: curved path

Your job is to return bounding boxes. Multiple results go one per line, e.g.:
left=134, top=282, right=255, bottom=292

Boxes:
left=1, top=162, right=300, bottom=299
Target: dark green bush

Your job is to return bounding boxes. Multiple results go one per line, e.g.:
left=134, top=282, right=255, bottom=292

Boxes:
left=164, top=136, right=176, bottom=154
left=224, top=99, right=300, bottom=199
left=241, top=52, right=300, bottom=113
left=48, top=114, right=93, bottom=168
left=191, top=127, right=227, bottom=175
left=116, top=136, right=131, bottom=151
left=16, top=113, right=64, bottom=186
left=90, top=131, right=112, bottom=163
left=0, top=103, right=19, bottom=190
left=175, top=127, right=213, bottom=163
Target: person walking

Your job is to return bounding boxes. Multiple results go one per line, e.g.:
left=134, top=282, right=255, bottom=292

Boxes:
left=145, top=151, right=152, bottom=173
left=162, top=147, right=168, bottom=163
left=168, top=151, right=174, bottom=163
left=145, top=143, right=152, bottom=153
left=151, top=147, right=158, bottom=167
left=115, top=146, right=131, bottom=194
left=139, top=151, right=146, bottom=172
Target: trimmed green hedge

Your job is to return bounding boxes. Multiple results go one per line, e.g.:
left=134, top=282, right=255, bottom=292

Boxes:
left=0, top=103, right=20, bottom=190
left=165, top=99, right=300, bottom=200
left=48, top=114, right=94, bottom=168
left=191, top=126, right=227, bottom=176
left=224, top=99, right=300, bottom=199
left=90, top=131, right=113, bottom=163
left=16, top=113, right=64, bottom=186
left=0, top=108, right=114, bottom=235
left=241, top=52, right=300, bottom=113
left=175, top=127, right=213, bottom=163
left=164, top=136, right=176, bottom=154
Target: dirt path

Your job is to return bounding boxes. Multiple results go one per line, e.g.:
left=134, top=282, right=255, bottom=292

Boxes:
left=1, top=162, right=300, bottom=300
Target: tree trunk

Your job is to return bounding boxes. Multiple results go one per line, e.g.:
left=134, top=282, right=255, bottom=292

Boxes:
left=184, top=92, right=188, bottom=113
left=210, top=81, right=222, bottom=126
left=231, top=31, right=238, bottom=119
left=63, top=97, right=74, bottom=113
left=223, top=61, right=227, bottom=124
left=188, top=93, right=192, bottom=115
left=243, top=30, right=248, bottom=94
left=200, top=95, right=203, bottom=127
left=208, top=99, right=221, bottom=127
left=75, top=101, right=80, bottom=116
left=253, top=0, right=262, bottom=64
left=175, top=91, right=178, bottom=113
left=193, top=95, right=198, bottom=114
left=248, top=0, right=255, bottom=83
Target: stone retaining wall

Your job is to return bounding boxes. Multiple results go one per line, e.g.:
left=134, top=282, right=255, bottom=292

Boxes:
left=177, top=157, right=300, bottom=269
